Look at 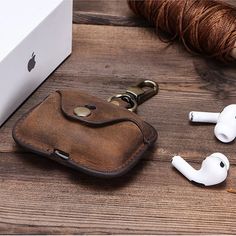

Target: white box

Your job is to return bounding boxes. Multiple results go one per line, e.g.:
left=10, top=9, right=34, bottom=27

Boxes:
left=0, top=0, right=73, bottom=126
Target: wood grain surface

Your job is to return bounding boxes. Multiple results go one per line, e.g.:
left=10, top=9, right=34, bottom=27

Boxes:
left=0, top=0, right=236, bottom=234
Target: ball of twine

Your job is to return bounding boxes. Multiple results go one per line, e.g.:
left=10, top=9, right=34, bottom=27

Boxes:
left=128, top=0, right=236, bottom=62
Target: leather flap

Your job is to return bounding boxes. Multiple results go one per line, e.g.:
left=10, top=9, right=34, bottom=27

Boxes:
left=57, top=90, right=157, bottom=144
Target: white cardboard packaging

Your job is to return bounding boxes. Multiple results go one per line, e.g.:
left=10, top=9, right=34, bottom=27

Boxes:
left=0, top=0, right=73, bottom=126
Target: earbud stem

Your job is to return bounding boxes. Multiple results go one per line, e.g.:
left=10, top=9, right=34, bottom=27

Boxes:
left=172, top=156, right=198, bottom=181
left=189, top=111, right=220, bottom=123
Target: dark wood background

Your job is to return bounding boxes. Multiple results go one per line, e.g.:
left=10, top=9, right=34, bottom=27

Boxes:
left=0, top=0, right=236, bottom=234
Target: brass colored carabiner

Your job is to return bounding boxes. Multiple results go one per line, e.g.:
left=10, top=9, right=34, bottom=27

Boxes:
left=126, top=80, right=158, bottom=105
left=108, top=80, right=158, bottom=112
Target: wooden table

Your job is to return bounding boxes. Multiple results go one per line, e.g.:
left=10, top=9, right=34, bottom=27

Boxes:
left=1, top=0, right=236, bottom=234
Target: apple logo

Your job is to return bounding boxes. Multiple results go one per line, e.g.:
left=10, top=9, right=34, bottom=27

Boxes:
left=28, top=52, right=36, bottom=72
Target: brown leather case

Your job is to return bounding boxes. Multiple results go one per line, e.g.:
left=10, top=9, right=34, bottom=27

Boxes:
left=12, top=90, right=157, bottom=177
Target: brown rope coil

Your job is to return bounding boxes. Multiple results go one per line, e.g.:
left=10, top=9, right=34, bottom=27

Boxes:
left=128, top=0, right=236, bottom=62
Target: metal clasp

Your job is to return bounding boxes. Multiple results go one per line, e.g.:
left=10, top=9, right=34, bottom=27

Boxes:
left=126, top=80, right=158, bottom=105
left=108, top=80, right=158, bottom=112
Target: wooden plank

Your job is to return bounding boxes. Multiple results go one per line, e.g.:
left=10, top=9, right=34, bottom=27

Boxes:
left=73, top=11, right=148, bottom=27
left=0, top=2, right=235, bottom=234
left=73, top=0, right=236, bottom=15
left=1, top=25, right=235, bottom=165
left=73, top=0, right=130, bottom=15
left=0, top=152, right=236, bottom=234
left=73, top=0, right=236, bottom=26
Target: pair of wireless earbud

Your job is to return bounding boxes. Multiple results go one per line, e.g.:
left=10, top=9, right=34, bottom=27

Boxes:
left=172, top=104, right=234, bottom=186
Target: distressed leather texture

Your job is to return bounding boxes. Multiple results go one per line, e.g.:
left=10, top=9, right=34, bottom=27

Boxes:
left=12, top=90, right=157, bottom=177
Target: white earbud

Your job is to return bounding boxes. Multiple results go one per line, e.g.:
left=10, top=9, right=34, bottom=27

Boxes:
left=172, top=153, right=229, bottom=186
left=189, top=104, right=236, bottom=143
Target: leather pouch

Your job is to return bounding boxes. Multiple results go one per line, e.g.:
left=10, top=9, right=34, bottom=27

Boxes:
left=13, top=89, right=157, bottom=177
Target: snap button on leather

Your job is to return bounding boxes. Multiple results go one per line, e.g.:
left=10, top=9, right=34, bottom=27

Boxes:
left=74, top=107, right=91, bottom=117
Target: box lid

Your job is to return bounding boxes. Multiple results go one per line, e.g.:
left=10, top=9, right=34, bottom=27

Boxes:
left=0, top=0, right=64, bottom=61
